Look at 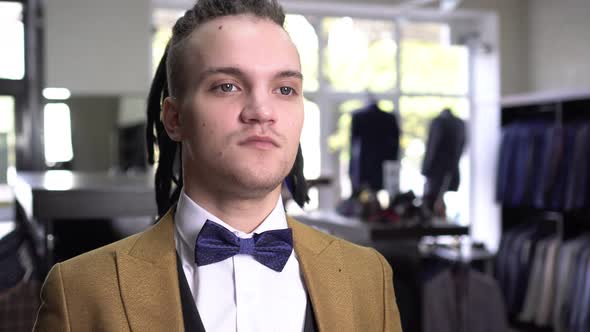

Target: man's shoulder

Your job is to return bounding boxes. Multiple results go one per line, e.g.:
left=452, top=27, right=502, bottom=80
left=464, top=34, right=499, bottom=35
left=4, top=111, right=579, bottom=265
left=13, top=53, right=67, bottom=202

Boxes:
left=56, top=225, right=149, bottom=274
left=288, top=216, right=386, bottom=266
left=57, top=210, right=176, bottom=273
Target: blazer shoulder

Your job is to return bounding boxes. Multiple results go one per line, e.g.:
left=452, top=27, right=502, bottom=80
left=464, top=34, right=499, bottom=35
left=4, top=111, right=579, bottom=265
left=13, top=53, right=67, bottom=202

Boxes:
left=288, top=216, right=386, bottom=269
left=55, top=221, right=159, bottom=279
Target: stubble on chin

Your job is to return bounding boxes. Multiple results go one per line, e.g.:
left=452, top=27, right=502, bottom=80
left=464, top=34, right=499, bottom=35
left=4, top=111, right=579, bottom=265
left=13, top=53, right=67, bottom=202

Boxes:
left=186, top=128, right=297, bottom=199
left=219, top=154, right=292, bottom=199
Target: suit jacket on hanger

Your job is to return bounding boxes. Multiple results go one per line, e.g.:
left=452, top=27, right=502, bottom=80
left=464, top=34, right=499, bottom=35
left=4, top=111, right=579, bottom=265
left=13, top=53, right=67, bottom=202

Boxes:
left=553, top=236, right=590, bottom=332
left=519, top=236, right=550, bottom=322
left=421, top=109, right=466, bottom=198
left=33, top=208, right=403, bottom=331
left=565, top=124, right=590, bottom=210
left=535, top=237, right=560, bottom=326
left=349, top=103, right=399, bottom=193
left=422, top=268, right=508, bottom=332
left=568, top=246, right=590, bottom=332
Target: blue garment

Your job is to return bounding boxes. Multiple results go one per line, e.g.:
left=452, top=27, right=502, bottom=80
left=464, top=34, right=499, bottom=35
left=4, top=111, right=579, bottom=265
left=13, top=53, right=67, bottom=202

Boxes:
left=495, top=128, right=512, bottom=203
left=549, top=127, right=576, bottom=209
left=565, top=124, right=590, bottom=210
left=497, top=121, right=590, bottom=209
left=568, top=244, right=590, bottom=332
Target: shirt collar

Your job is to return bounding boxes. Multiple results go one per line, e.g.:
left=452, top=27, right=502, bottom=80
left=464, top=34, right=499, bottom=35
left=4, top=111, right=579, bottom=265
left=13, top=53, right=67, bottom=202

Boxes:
left=175, top=189, right=287, bottom=258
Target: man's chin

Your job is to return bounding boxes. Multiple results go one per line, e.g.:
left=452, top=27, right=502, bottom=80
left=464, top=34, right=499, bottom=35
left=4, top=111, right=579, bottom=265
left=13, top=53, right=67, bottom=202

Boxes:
left=230, top=170, right=286, bottom=197
left=237, top=177, right=283, bottom=193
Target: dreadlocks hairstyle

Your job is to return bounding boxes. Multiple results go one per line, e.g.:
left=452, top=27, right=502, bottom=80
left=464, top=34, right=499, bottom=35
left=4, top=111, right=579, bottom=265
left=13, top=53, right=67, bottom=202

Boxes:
left=146, top=0, right=309, bottom=217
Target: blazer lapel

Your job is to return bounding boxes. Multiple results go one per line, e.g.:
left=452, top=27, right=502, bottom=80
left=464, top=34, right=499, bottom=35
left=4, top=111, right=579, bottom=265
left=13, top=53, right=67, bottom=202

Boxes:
left=116, top=210, right=184, bottom=332
left=288, top=217, right=355, bottom=331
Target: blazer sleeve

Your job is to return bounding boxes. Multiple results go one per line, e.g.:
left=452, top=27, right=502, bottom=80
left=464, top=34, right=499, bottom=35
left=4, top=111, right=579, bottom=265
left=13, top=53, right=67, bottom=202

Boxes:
left=374, top=249, right=403, bottom=332
left=34, top=263, right=72, bottom=332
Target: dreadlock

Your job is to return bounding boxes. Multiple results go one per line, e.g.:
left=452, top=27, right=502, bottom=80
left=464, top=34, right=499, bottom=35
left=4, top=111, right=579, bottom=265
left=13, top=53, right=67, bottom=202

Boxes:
left=146, top=0, right=309, bottom=217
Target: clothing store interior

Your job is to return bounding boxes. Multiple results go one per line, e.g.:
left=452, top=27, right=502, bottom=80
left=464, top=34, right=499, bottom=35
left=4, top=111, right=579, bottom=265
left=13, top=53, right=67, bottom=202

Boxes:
left=1, top=0, right=589, bottom=331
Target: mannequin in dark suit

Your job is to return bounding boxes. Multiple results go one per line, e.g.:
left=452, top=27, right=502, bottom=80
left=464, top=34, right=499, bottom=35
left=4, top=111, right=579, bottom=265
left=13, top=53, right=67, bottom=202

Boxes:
left=349, top=102, right=400, bottom=194
left=421, top=108, right=466, bottom=210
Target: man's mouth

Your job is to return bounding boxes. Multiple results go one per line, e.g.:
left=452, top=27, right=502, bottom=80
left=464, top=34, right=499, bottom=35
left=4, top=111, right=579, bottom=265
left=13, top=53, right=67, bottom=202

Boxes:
left=238, top=135, right=280, bottom=150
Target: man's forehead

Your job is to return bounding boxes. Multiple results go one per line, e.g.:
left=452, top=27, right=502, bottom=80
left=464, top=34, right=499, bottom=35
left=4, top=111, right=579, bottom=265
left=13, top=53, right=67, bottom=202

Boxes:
left=187, top=14, right=301, bottom=75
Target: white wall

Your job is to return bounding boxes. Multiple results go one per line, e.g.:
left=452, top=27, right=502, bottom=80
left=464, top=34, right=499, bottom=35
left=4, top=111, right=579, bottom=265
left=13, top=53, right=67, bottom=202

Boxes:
left=527, top=0, right=590, bottom=92
left=45, top=0, right=152, bottom=95
left=458, top=0, right=590, bottom=95
left=458, top=0, right=529, bottom=96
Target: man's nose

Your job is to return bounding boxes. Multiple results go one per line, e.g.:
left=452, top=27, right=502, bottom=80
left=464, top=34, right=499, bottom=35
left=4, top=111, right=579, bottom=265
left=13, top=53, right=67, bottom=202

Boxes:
left=239, top=90, right=276, bottom=125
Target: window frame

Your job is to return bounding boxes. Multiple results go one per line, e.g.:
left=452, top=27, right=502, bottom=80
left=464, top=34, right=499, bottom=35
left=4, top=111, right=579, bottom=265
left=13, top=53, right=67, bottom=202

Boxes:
left=0, top=0, right=45, bottom=171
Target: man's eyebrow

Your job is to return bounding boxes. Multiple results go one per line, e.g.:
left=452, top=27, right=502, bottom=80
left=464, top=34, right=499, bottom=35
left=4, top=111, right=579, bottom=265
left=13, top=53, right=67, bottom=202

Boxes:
left=200, top=67, right=246, bottom=81
left=276, top=70, right=303, bottom=81
left=199, top=67, right=303, bottom=81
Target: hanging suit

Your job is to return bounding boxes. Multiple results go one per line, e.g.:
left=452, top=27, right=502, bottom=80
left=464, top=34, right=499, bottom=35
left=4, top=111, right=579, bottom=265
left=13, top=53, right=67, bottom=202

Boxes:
left=421, top=109, right=466, bottom=200
left=349, top=103, right=400, bottom=193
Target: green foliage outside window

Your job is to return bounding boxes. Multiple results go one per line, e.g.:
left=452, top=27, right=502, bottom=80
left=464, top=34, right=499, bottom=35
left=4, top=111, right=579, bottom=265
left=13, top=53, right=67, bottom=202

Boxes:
left=322, top=17, right=396, bottom=93
left=285, top=15, right=319, bottom=92
left=401, top=40, right=468, bottom=94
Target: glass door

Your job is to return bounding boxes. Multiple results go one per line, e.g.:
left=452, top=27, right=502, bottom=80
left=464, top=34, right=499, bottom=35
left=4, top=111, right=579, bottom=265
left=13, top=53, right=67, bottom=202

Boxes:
left=0, top=96, right=15, bottom=184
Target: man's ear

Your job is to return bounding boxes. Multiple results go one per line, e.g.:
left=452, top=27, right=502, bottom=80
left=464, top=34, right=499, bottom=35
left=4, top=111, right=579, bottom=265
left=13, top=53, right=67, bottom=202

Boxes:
left=161, top=96, right=183, bottom=142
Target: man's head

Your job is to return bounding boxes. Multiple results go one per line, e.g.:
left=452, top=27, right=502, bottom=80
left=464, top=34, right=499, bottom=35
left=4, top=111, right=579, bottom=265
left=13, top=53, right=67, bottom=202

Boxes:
left=165, top=0, right=285, bottom=100
left=146, top=0, right=309, bottom=216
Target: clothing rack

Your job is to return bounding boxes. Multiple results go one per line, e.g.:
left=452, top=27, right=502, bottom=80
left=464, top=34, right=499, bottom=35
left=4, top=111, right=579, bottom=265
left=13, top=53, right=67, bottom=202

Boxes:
left=501, top=90, right=590, bottom=126
left=500, top=90, right=590, bottom=229
left=498, top=90, right=590, bottom=332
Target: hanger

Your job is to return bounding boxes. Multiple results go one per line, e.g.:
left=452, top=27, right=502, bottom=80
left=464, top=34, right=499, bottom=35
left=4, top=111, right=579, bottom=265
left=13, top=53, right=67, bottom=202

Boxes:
left=441, top=107, right=453, bottom=116
left=365, top=91, right=378, bottom=108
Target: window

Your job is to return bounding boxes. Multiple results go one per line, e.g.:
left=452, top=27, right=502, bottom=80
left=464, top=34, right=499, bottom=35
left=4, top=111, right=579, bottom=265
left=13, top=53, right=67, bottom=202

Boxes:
left=0, top=2, right=25, bottom=80
left=400, top=22, right=468, bottom=94
left=285, top=15, right=322, bottom=209
left=398, top=22, right=470, bottom=222
left=285, top=15, right=319, bottom=92
left=0, top=96, right=15, bottom=184
left=301, top=99, right=321, bottom=180
left=323, top=17, right=396, bottom=92
left=152, top=9, right=181, bottom=75
left=44, top=103, right=74, bottom=165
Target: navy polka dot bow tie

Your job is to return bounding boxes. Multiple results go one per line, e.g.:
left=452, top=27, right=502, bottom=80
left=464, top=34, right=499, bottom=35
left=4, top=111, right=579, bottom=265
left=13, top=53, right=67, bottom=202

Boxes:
left=195, top=220, right=293, bottom=272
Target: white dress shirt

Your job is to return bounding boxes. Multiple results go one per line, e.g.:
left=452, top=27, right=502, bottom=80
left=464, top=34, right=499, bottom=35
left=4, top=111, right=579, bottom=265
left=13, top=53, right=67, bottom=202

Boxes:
left=174, top=191, right=308, bottom=332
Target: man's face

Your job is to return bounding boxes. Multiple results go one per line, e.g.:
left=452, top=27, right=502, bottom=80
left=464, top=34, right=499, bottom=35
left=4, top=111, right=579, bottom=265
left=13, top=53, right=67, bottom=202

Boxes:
left=171, top=15, right=304, bottom=198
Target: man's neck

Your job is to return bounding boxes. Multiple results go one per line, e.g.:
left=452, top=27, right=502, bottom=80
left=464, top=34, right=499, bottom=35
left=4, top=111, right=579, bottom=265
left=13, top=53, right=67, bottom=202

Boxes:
left=183, top=185, right=282, bottom=234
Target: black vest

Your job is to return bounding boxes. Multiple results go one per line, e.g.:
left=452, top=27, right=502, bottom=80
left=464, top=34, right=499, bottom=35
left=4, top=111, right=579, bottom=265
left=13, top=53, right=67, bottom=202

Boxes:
left=176, top=254, right=318, bottom=332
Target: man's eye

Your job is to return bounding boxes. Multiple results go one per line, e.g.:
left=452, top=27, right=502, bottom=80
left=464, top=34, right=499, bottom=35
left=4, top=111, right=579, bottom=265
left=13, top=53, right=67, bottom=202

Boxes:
left=279, top=86, right=295, bottom=96
left=218, top=83, right=238, bottom=93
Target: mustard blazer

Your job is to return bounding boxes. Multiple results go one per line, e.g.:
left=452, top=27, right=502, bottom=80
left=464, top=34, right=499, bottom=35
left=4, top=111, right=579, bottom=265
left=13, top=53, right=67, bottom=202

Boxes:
left=34, top=210, right=403, bottom=331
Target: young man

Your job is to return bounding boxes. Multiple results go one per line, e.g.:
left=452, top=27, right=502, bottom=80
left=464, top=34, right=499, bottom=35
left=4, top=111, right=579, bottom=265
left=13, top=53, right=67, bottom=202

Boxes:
left=34, top=1, right=403, bottom=331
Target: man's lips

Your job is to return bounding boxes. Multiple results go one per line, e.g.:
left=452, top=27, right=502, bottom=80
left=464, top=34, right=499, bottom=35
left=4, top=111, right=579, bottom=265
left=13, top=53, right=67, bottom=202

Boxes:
left=238, top=135, right=280, bottom=149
